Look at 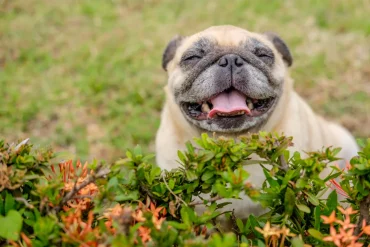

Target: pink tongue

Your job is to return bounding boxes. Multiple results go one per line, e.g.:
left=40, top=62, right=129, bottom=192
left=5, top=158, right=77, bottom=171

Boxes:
left=208, top=90, right=250, bottom=118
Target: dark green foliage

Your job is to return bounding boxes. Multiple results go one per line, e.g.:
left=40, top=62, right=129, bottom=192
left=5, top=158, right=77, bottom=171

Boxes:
left=1, top=134, right=370, bottom=246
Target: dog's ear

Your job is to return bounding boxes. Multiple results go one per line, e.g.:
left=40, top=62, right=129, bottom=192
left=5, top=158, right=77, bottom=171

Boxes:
left=264, top=32, right=293, bottom=67
left=162, top=35, right=183, bottom=71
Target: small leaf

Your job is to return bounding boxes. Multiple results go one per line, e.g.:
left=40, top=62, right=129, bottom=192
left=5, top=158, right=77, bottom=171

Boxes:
left=236, top=218, right=244, bottom=232
left=168, top=179, right=175, bottom=190
left=296, top=203, right=311, bottom=213
left=308, top=228, right=324, bottom=240
left=326, top=190, right=338, bottom=212
left=167, top=221, right=188, bottom=230
left=284, top=187, right=295, bottom=216
left=296, top=178, right=307, bottom=189
left=314, top=206, right=321, bottom=230
left=291, top=237, right=305, bottom=247
left=201, top=171, right=214, bottom=181
left=306, top=192, right=320, bottom=206
left=5, top=192, right=15, bottom=214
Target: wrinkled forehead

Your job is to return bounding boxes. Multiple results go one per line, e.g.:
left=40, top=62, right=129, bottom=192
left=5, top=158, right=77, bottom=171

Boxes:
left=176, top=26, right=273, bottom=55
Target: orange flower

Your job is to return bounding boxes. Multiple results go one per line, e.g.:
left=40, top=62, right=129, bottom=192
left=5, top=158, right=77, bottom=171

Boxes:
left=361, top=220, right=370, bottom=235
left=323, top=225, right=342, bottom=247
left=138, top=226, right=152, bottom=243
left=338, top=206, right=358, bottom=216
left=321, top=211, right=337, bottom=224
left=133, top=209, right=146, bottom=223
left=335, top=214, right=356, bottom=230
left=255, top=222, right=281, bottom=239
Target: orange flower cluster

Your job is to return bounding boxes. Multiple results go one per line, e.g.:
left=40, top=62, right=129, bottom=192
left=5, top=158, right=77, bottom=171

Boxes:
left=255, top=222, right=310, bottom=247
left=103, top=202, right=167, bottom=244
left=51, top=160, right=99, bottom=211
left=61, top=210, right=100, bottom=247
left=321, top=206, right=370, bottom=247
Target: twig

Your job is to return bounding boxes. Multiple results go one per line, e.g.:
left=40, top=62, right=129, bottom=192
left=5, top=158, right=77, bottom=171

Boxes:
left=15, top=197, right=34, bottom=209
left=162, top=175, right=188, bottom=206
left=53, top=165, right=110, bottom=213
left=189, top=195, right=223, bottom=206
left=72, top=195, right=95, bottom=200
left=356, top=194, right=370, bottom=235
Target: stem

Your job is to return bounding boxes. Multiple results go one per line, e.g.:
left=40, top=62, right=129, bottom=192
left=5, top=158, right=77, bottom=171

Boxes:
left=15, top=197, right=34, bottom=209
left=188, top=195, right=223, bottom=206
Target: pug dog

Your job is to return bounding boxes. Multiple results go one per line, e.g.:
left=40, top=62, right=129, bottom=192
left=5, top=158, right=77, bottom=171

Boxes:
left=155, top=25, right=359, bottom=218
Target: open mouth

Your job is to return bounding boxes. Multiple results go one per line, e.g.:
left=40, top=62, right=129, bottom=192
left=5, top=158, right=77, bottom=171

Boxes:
left=183, top=89, right=275, bottom=120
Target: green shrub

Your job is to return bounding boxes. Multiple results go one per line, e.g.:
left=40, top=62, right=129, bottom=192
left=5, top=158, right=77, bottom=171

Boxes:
left=0, top=133, right=370, bottom=246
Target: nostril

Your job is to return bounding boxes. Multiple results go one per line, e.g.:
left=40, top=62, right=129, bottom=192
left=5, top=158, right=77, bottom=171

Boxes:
left=218, top=57, right=228, bottom=67
left=235, top=57, right=244, bottom=67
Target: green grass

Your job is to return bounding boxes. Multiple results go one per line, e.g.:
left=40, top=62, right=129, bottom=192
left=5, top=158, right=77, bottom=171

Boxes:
left=0, top=0, right=369, bottom=162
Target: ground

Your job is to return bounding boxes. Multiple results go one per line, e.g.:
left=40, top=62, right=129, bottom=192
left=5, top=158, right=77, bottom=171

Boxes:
left=0, top=0, right=369, bottom=162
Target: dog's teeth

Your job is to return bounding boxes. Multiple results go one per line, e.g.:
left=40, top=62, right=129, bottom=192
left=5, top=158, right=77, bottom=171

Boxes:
left=201, top=102, right=211, bottom=113
left=246, top=99, right=254, bottom=110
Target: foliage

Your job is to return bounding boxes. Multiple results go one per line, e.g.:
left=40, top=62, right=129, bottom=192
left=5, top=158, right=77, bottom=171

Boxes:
left=1, top=133, right=370, bottom=246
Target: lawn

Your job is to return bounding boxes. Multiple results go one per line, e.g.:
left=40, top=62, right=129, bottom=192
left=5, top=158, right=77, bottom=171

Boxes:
left=0, top=0, right=369, bottom=162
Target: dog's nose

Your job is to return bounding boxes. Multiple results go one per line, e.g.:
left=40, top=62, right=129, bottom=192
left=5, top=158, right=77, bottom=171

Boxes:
left=218, top=54, right=244, bottom=68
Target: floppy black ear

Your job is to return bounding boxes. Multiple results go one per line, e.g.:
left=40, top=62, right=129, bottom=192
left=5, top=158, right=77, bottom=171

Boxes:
left=264, top=32, right=293, bottom=67
left=162, top=35, right=183, bottom=71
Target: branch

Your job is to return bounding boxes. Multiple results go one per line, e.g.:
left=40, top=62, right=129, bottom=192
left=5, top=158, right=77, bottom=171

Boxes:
left=356, top=195, right=370, bottom=235
left=15, top=197, right=34, bottom=209
left=53, top=165, right=110, bottom=213
left=189, top=195, right=223, bottom=206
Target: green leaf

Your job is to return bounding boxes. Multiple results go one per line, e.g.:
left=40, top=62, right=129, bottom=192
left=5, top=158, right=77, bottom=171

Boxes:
left=185, top=170, right=198, bottom=182
left=167, top=221, right=189, bottom=230
left=236, top=218, right=244, bottom=232
left=0, top=210, right=23, bottom=241
left=306, top=192, right=320, bottom=206
left=201, top=171, right=214, bottom=181
left=284, top=187, right=295, bottom=216
left=291, top=237, right=305, bottom=247
left=296, top=203, right=311, bottom=213
left=308, top=228, right=324, bottom=240
left=263, top=169, right=279, bottom=188
left=246, top=215, right=261, bottom=237
left=5, top=192, right=15, bottom=214
left=296, top=178, right=307, bottom=189
left=168, top=179, right=175, bottom=190
left=326, top=190, right=338, bottom=212
left=257, top=239, right=266, bottom=247
left=177, top=151, right=186, bottom=163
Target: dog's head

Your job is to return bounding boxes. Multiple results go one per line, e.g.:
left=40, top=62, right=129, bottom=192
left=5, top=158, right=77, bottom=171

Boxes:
left=162, top=25, right=293, bottom=133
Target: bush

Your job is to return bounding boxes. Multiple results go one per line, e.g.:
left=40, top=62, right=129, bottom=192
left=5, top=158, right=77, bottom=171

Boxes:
left=1, top=133, right=370, bottom=247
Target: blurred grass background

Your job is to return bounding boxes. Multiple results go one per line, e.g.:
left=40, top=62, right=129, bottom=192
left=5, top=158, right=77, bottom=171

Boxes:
left=0, top=0, right=369, bottom=162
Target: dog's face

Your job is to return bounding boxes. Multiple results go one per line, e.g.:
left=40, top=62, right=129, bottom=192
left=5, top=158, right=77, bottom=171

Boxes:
left=162, top=25, right=293, bottom=133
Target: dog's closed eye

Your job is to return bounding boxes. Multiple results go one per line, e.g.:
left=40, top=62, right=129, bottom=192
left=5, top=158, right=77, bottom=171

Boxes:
left=183, top=55, right=202, bottom=61
left=254, top=48, right=274, bottom=65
